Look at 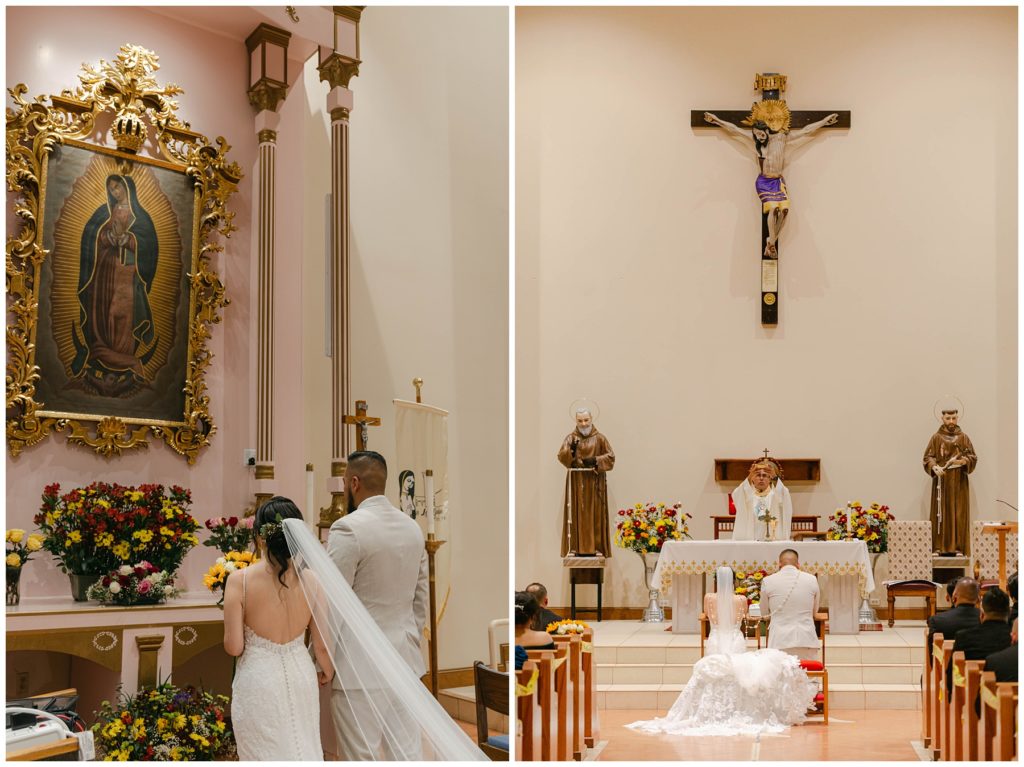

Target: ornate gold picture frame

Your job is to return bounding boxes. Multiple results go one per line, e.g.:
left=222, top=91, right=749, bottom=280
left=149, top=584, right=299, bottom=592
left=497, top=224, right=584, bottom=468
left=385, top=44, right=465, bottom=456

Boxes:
left=6, top=44, right=241, bottom=464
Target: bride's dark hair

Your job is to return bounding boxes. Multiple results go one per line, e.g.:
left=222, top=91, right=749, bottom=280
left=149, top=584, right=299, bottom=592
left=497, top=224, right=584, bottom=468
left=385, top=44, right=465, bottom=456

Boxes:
left=515, top=591, right=540, bottom=627
left=255, top=497, right=304, bottom=586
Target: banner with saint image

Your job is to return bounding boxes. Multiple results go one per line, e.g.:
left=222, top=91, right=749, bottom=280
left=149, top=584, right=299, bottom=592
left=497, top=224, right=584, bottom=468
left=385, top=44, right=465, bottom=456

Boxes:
left=393, top=399, right=451, bottom=623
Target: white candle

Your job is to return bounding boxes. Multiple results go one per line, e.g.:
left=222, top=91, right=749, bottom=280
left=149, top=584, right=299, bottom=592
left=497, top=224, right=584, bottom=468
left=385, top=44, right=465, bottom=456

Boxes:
left=306, top=464, right=315, bottom=518
left=425, top=470, right=435, bottom=536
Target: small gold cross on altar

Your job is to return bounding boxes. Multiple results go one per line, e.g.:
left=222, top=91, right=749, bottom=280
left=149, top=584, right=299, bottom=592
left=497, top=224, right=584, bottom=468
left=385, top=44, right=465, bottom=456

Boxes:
left=342, top=400, right=382, bottom=451
left=763, top=448, right=771, bottom=459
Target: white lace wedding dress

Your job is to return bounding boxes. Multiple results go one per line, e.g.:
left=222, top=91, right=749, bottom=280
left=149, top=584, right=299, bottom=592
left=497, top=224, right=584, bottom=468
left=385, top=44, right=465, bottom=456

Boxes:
left=628, top=568, right=817, bottom=737
left=230, top=589, right=322, bottom=759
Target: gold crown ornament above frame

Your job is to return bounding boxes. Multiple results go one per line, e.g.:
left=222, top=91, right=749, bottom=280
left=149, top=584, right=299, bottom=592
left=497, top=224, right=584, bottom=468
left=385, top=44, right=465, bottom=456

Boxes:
left=6, top=43, right=242, bottom=463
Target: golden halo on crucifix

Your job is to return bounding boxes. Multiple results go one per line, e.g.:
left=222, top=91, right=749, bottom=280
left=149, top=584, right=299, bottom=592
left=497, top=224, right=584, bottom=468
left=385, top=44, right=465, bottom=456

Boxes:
left=569, top=398, right=601, bottom=422
left=932, top=394, right=966, bottom=422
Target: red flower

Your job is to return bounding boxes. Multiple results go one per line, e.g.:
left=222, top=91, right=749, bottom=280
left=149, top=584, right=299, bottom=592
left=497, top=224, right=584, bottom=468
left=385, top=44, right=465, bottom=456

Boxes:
left=618, top=510, right=626, bottom=516
left=102, top=576, right=112, bottom=587
left=227, top=516, right=238, bottom=527
left=666, top=509, right=676, bottom=517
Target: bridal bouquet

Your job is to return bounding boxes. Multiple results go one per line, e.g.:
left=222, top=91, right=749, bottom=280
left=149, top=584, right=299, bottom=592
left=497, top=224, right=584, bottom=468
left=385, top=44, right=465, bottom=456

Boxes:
left=87, top=562, right=179, bottom=606
left=92, top=682, right=234, bottom=761
left=614, top=502, right=691, bottom=553
left=202, top=516, right=255, bottom=556
left=826, top=501, right=893, bottom=553
left=203, top=551, right=259, bottom=605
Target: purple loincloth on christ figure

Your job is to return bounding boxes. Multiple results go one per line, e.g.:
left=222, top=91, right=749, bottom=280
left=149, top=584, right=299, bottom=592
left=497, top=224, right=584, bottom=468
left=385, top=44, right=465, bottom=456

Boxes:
left=755, top=174, right=789, bottom=212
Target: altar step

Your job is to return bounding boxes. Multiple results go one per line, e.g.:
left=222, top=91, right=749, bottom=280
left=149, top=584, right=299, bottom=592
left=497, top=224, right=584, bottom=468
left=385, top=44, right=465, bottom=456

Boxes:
left=590, top=619, right=927, bottom=712
left=439, top=685, right=508, bottom=733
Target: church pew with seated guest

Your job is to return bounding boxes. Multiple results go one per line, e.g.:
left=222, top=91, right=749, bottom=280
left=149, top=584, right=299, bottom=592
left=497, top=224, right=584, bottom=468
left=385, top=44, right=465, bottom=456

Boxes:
left=962, top=659, right=986, bottom=761
left=928, top=577, right=981, bottom=652
left=525, top=582, right=563, bottom=631
left=946, top=652, right=968, bottom=760
left=930, top=634, right=954, bottom=760
left=515, top=592, right=556, bottom=651
left=515, top=660, right=538, bottom=760
left=524, top=645, right=570, bottom=761
left=947, top=587, right=1013, bottom=692
left=992, top=681, right=1018, bottom=760
left=984, top=618, right=1018, bottom=683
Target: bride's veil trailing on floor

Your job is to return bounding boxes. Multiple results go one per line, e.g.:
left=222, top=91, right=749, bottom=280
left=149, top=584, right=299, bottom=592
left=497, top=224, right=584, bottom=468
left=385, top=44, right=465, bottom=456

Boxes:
left=283, top=519, right=487, bottom=761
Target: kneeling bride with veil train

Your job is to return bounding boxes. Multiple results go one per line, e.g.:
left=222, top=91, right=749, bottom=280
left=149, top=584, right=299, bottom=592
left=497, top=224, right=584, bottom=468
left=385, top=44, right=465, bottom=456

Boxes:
left=225, top=496, right=487, bottom=761
left=628, top=567, right=816, bottom=737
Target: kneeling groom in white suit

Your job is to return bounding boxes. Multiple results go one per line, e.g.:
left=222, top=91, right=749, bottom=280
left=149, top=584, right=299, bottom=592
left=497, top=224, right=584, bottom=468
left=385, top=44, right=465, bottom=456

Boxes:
left=760, top=548, right=820, bottom=660
left=327, top=450, right=429, bottom=760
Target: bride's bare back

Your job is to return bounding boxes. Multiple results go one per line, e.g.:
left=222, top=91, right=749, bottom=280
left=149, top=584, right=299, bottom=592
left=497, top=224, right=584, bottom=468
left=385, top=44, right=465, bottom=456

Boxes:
left=704, top=592, right=748, bottom=626
left=224, top=561, right=313, bottom=646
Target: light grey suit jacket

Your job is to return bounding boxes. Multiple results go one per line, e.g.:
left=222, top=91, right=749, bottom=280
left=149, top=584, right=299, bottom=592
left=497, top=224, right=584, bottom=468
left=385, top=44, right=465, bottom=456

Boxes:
left=761, top=565, right=820, bottom=651
left=327, top=495, right=429, bottom=685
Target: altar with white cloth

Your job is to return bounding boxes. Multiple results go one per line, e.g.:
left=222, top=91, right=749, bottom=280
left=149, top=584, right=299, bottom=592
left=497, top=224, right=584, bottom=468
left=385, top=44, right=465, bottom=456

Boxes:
left=653, top=540, right=875, bottom=635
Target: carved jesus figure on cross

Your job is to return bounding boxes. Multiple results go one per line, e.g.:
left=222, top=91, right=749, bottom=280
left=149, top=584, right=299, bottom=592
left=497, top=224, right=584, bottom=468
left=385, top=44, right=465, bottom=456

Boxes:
left=704, top=107, right=838, bottom=258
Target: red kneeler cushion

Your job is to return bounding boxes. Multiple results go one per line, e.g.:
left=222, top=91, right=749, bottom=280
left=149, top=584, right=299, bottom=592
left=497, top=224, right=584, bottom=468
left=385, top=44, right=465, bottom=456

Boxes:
left=814, top=693, right=825, bottom=703
left=799, top=660, right=824, bottom=671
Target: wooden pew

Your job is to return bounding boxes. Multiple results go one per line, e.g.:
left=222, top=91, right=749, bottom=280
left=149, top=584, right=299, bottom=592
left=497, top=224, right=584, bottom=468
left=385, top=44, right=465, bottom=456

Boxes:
left=979, top=671, right=998, bottom=761
left=930, top=634, right=953, bottom=760
left=516, top=660, right=538, bottom=761
left=922, top=629, right=932, bottom=749
left=962, top=659, right=985, bottom=761
left=581, top=628, right=596, bottom=749
left=553, top=634, right=584, bottom=760
left=526, top=644, right=570, bottom=761
left=993, top=682, right=1018, bottom=761
left=945, top=651, right=966, bottom=760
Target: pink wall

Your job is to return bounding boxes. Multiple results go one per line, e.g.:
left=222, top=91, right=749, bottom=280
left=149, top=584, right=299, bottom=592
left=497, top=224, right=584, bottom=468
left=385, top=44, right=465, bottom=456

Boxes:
left=6, top=6, right=257, bottom=597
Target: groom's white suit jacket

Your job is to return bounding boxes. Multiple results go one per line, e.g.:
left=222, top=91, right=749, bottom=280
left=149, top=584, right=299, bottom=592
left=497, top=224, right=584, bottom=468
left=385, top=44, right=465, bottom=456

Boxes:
left=760, top=564, right=820, bottom=651
left=327, top=494, right=429, bottom=686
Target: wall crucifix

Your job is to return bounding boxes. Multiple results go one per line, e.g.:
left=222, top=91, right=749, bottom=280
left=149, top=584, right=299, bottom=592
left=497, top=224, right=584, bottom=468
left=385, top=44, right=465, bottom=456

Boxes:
left=342, top=399, right=381, bottom=451
left=693, top=73, right=850, bottom=325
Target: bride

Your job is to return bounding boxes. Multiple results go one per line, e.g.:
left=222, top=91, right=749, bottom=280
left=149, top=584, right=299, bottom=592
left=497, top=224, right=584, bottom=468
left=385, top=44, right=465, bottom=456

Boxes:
left=628, top=567, right=817, bottom=736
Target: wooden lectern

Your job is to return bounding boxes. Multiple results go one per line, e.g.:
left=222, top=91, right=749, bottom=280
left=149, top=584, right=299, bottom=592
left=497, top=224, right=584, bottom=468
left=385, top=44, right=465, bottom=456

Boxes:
left=981, top=523, right=1018, bottom=591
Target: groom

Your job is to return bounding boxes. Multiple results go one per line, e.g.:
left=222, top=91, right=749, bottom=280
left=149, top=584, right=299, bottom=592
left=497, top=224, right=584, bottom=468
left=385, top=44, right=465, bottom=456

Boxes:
left=327, top=450, right=429, bottom=760
left=760, top=549, right=820, bottom=660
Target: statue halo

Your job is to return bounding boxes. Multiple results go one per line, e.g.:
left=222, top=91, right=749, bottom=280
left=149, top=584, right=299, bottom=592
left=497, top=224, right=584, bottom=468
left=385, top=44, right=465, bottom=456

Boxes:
left=569, top=398, right=601, bottom=422
left=932, top=394, right=966, bottom=423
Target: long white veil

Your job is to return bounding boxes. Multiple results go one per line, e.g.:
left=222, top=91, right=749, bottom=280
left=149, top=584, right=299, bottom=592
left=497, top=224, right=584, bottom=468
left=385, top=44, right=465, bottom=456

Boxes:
left=283, top=519, right=487, bottom=761
left=716, top=566, right=734, bottom=629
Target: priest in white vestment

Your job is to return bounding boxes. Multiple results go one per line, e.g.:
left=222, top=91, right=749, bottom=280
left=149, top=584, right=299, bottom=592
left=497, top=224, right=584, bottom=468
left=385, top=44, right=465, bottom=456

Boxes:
left=731, top=458, right=793, bottom=541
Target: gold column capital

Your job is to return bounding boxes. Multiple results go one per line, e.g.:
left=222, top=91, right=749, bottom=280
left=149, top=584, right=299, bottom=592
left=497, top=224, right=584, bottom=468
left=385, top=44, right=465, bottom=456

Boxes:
left=255, top=464, right=275, bottom=480
left=331, top=460, right=348, bottom=478
left=330, top=107, right=351, bottom=122
left=248, top=81, right=288, bottom=114
left=257, top=128, right=278, bottom=144
left=318, top=53, right=361, bottom=90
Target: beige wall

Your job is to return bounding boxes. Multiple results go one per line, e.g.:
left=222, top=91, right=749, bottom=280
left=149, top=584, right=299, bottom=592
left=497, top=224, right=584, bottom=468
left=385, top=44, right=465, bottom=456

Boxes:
left=288, top=6, right=510, bottom=669
left=516, top=6, right=1017, bottom=609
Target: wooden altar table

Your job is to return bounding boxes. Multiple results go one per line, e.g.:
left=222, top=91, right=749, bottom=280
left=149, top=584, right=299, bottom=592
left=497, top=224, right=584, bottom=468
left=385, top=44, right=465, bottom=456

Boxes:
left=653, top=540, right=875, bottom=635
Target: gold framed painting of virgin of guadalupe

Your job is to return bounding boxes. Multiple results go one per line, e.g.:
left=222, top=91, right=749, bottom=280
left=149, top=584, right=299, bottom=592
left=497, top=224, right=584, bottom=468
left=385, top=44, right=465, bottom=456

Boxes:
left=6, top=44, right=241, bottom=463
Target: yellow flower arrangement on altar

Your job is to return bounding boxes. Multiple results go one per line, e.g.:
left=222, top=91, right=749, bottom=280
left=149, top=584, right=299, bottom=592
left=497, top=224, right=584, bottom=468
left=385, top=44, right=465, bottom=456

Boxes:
left=826, top=501, right=893, bottom=553
left=546, top=619, right=590, bottom=635
left=734, top=569, right=769, bottom=604
left=203, top=551, right=259, bottom=605
left=614, top=502, right=691, bottom=553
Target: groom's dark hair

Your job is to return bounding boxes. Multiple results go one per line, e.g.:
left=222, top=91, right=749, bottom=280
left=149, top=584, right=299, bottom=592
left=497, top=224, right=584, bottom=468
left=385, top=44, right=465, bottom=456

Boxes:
left=779, top=548, right=800, bottom=566
left=347, top=450, right=388, bottom=493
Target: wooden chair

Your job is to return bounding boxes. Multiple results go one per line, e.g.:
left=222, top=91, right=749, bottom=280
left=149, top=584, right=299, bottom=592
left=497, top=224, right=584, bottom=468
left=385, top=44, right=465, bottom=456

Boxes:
left=762, top=612, right=829, bottom=723
left=930, top=634, right=954, bottom=760
left=945, top=651, right=967, bottom=760
left=962, top=659, right=985, bottom=760
left=885, top=520, right=937, bottom=627
left=474, top=661, right=510, bottom=760
left=993, top=682, right=1019, bottom=761
left=516, top=660, right=538, bottom=761
left=488, top=618, right=511, bottom=672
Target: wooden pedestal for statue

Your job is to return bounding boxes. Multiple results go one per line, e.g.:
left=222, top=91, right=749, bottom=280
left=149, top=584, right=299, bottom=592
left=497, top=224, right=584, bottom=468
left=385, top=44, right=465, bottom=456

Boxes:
left=563, top=557, right=605, bottom=622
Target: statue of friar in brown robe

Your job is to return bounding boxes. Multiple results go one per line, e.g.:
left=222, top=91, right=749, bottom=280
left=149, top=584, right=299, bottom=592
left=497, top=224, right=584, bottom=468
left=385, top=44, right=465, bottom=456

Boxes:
left=923, top=408, right=977, bottom=554
left=558, top=408, right=615, bottom=557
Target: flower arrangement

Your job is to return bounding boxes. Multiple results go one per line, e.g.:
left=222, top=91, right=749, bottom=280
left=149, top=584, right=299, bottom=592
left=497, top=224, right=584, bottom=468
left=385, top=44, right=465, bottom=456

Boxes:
left=826, top=501, right=893, bottom=553
left=202, top=516, right=254, bottom=557
left=92, top=682, right=234, bottom=761
left=734, top=569, right=769, bottom=604
left=6, top=529, right=45, bottom=569
left=614, top=502, right=691, bottom=553
left=203, top=551, right=259, bottom=604
left=546, top=619, right=590, bottom=635
left=34, top=483, right=200, bottom=576
left=86, top=562, right=179, bottom=606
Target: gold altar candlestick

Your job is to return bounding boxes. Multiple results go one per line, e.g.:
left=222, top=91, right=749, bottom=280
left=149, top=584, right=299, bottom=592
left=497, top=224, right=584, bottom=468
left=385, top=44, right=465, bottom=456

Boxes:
left=426, top=533, right=446, bottom=698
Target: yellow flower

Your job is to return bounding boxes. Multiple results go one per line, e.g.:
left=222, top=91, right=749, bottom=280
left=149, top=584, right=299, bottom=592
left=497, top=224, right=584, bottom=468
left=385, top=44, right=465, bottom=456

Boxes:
left=736, top=587, right=747, bottom=594
left=26, top=534, right=44, bottom=551
left=68, top=530, right=82, bottom=543
left=753, top=572, right=764, bottom=580
left=96, top=533, right=115, bottom=548
left=6, top=553, right=22, bottom=568
left=189, top=733, right=210, bottom=747
left=112, top=542, right=131, bottom=560
left=736, top=571, right=746, bottom=579
left=173, top=714, right=186, bottom=731
left=132, top=530, right=154, bottom=543
left=6, top=529, right=25, bottom=543
left=95, top=499, right=110, bottom=509
left=159, top=526, right=174, bottom=537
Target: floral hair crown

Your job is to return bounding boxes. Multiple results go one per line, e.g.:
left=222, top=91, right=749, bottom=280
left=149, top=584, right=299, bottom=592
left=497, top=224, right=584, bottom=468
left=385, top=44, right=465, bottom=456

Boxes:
left=258, top=514, right=283, bottom=539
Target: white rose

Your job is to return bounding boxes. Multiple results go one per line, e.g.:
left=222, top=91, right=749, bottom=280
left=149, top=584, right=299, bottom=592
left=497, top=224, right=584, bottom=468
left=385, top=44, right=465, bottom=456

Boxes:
left=163, top=585, right=174, bottom=596
left=224, top=562, right=237, bottom=572
left=109, top=582, right=122, bottom=594
left=118, top=565, right=133, bottom=576
left=216, top=557, right=226, bottom=566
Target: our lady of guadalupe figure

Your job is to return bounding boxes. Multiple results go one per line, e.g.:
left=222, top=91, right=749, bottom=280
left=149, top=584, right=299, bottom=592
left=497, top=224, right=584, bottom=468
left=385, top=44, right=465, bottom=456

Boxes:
left=71, top=173, right=159, bottom=396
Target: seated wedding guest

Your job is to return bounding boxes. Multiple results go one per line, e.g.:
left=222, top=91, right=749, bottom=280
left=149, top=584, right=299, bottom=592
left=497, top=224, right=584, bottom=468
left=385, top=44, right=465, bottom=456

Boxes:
left=525, top=582, right=563, bottom=631
left=515, top=591, right=556, bottom=650
left=1007, top=571, right=1018, bottom=624
left=948, top=586, right=1013, bottom=690
left=928, top=577, right=980, bottom=658
left=984, top=618, right=1018, bottom=683
left=515, top=645, right=529, bottom=671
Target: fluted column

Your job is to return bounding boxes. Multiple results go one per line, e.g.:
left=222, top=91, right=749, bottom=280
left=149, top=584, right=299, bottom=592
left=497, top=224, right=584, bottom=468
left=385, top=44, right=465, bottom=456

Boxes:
left=319, top=38, right=361, bottom=495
